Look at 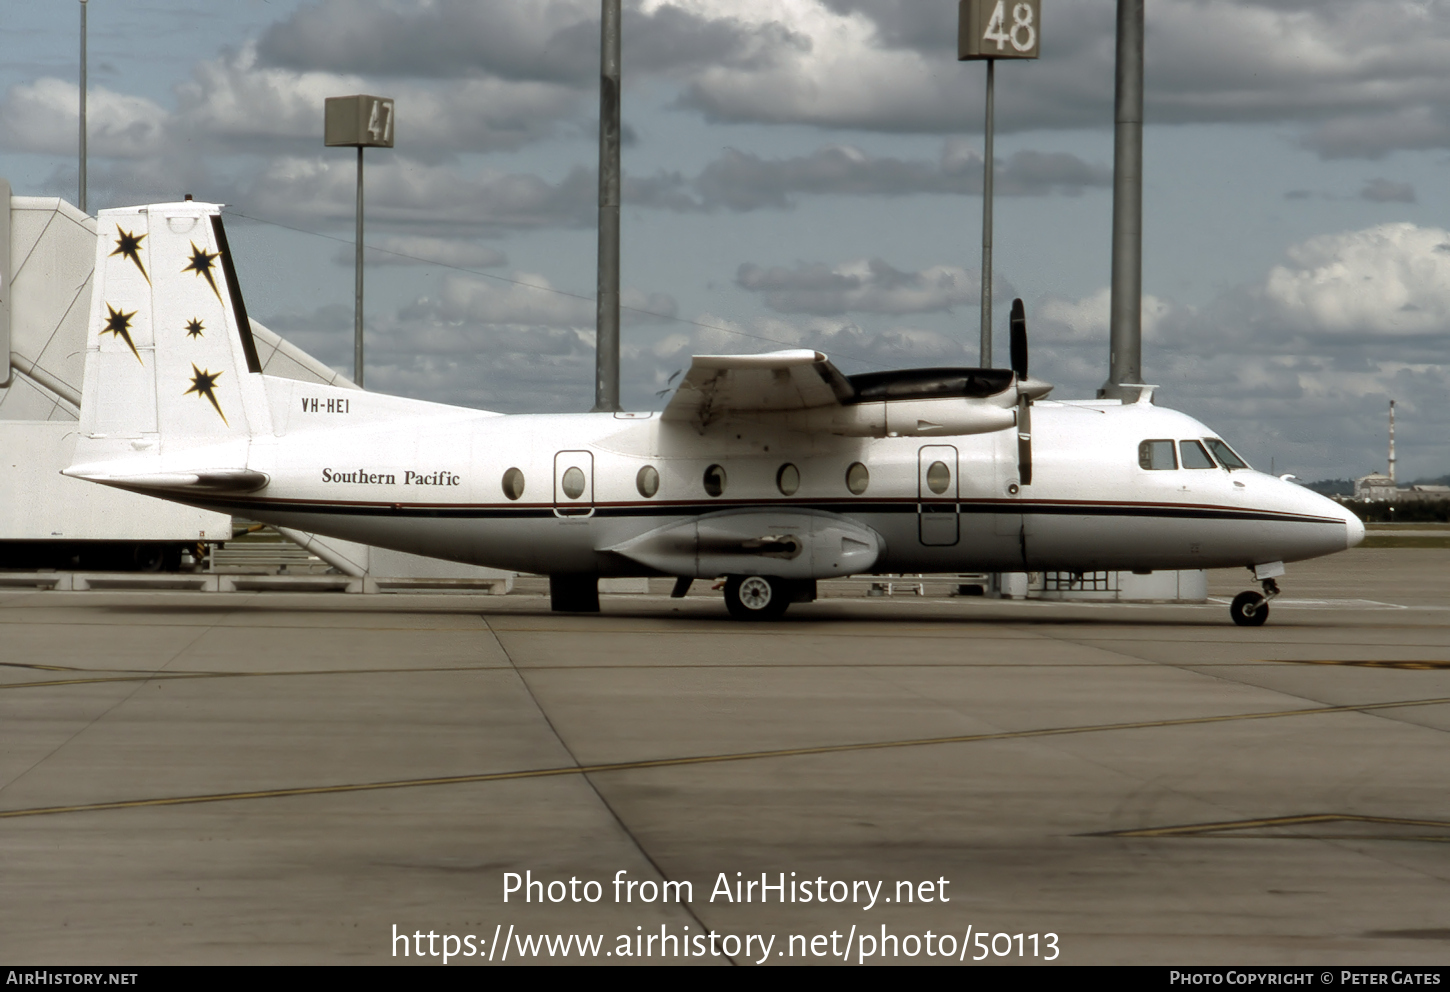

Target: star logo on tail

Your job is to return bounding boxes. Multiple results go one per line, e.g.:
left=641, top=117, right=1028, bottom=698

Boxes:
left=184, top=364, right=228, bottom=425
left=101, top=304, right=143, bottom=364
left=110, top=228, right=150, bottom=284
left=183, top=242, right=223, bottom=301
left=185, top=318, right=205, bottom=339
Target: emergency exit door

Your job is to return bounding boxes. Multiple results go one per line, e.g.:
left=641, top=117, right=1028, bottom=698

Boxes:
left=918, top=445, right=959, bottom=546
left=553, top=450, right=594, bottom=517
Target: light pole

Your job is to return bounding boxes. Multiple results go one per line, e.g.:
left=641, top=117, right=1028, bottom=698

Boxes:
left=79, top=0, right=87, bottom=215
left=592, top=0, right=622, bottom=413
left=958, top=0, right=1040, bottom=368
left=1099, top=0, right=1146, bottom=401
left=324, top=95, right=395, bottom=388
left=980, top=57, right=994, bottom=368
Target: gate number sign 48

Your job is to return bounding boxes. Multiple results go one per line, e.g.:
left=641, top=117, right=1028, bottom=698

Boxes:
left=958, top=0, right=1040, bottom=61
left=984, top=2, right=1036, bottom=53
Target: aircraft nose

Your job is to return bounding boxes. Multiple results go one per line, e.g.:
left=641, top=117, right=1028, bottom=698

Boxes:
left=1343, top=505, right=1366, bottom=548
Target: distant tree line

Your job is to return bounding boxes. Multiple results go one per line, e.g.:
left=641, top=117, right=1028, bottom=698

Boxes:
left=1304, top=475, right=1450, bottom=500
left=1341, top=501, right=1450, bottom=523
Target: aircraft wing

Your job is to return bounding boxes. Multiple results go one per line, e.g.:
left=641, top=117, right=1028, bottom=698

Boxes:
left=660, top=349, right=1038, bottom=439
left=660, top=350, right=853, bottom=429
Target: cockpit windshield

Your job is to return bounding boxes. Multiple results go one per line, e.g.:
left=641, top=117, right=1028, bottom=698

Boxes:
left=1204, top=438, right=1249, bottom=470
left=1180, top=440, right=1217, bottom=469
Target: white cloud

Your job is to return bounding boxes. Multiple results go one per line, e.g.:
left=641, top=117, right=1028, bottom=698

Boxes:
left=255, top=0, right=805, bottom=84
left=406, top=272, right=677, bottom=329
left=1022, top=224, right=1450, bottom=479
left=341, top=236, right=508, bottom=269
left=174, top=45, right=580, bottom=155
left=1264, top=224, right=1450, bottom=336
left=261, top=220, right=1450, bottom=478
left=0, top=79, right=168, bottom=158
left=677, top=0, right=1450, bottom=157
left=245, top=156, right=595, bottom=230
left=12, top=0, right=1450, bottom=194
left=673, top=144, right=1108, bottom=211
left=736, top=258, right=984, bottom=315
left=1359, top=179, right=1417, bottom=204
left=0, top=45, right=583, bottom=175
left=1300, top=107, right=1450, bottom=160
left=1036, top=288, right=1174, bottom=344
left=425, top=271, right=595, bottom=328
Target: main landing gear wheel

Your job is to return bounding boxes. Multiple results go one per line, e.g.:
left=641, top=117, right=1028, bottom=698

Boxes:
left=1229, top=591, right=1269, bottom=627
left=724, top=575, right=789, bottom=621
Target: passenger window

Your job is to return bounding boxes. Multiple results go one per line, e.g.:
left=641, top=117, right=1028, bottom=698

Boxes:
left=845, top=462, right=869, bottom=495
left=502, top=467, right=525, bottom=500
left=926, top=461, right=951, bottom=493
left=636, top=465, right=660, bottom=498
left=703, top=464, right=726, bottom=497
left=776, top=463, right=800, bottom=496
left=561, top=466, right=586, bottom=499
left=1180, top=440, right=1216, bottom=469
left=1204, top=438, right=1249, bottom=470
left=1138, top=440, right=1177, bottom=470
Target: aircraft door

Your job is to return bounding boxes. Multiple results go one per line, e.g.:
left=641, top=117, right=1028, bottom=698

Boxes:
left=918, top=445, right=959, bottom=546
left=553, top=450, right=594, bottom=518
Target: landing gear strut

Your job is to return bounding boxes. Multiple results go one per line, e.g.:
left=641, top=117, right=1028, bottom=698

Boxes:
left=1230, top=577, right=1280, bottom=627
left=549, top=574, right=600, bottom=613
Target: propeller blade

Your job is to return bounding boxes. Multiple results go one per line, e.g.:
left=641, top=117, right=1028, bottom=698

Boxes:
left=1009, top=300, right=1031, bottom=483
left=1009, top=298, right=1028, bottom=379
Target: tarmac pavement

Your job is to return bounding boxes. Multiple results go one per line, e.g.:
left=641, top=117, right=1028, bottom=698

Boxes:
left=1, top=548, right=1447, bottom=965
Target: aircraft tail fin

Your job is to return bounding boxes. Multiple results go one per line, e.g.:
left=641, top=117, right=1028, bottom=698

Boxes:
left=75, top=201, right=272, bottom=466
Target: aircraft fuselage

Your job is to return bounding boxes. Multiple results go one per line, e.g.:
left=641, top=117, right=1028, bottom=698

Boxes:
left=155, top=376, right=1360, bottom=579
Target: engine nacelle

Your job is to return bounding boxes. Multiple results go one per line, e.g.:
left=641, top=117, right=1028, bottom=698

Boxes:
left=765, top=373, right=1051, bottom=438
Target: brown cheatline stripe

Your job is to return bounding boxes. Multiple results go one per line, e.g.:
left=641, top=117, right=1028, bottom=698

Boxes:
left=3, top=694, right=1448, bottom=821
left=1096, top=813, right=1450, bottom=838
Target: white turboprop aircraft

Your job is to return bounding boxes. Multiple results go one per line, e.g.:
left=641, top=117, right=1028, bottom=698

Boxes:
left=65, top=201, right=1363, bottom=623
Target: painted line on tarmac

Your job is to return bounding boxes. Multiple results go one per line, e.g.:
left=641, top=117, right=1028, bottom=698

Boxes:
left=0, top=665, right=512, bottom=690
left=3, top=694, right=1449, bottom=822
left=0, top=617, right=493, bottom=632
left=18, top=659, right=1385, bottom=686
left=1268, top=659, right=1450, bottom=670
left=1095, top=812, right=1450, bottom=838
left=2, top=661, right=1343, bottom=688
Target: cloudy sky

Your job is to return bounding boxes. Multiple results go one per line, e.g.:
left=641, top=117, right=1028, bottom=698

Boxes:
left=4, top=0, right=1448, bottom=481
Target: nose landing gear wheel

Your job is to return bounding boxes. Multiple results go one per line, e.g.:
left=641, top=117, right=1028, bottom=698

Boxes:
left=1230, top=591, right=1269, bottom=627
left=724, top=575, right=789, bottom=620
